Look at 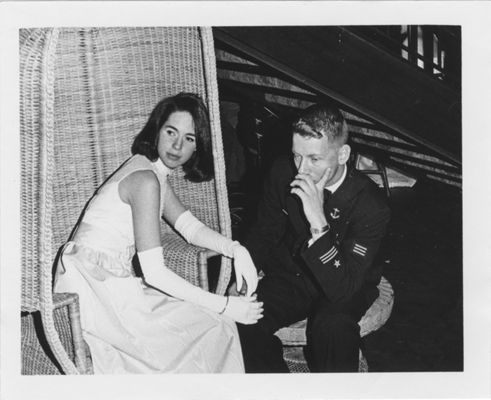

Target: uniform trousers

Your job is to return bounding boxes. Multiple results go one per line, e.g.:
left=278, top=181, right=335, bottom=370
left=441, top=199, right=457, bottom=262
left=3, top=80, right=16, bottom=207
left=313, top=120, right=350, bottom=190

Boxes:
left=237, top=270, right=372, bottom=373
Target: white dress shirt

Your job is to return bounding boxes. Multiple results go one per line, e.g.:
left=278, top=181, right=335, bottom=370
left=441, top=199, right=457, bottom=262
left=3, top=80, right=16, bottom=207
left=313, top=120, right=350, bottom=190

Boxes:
left=308, top=164, right=347, bottom=246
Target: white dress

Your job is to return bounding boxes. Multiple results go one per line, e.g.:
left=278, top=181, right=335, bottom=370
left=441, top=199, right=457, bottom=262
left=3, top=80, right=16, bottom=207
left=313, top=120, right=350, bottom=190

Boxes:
left=54, top=154, right=244, bottom=374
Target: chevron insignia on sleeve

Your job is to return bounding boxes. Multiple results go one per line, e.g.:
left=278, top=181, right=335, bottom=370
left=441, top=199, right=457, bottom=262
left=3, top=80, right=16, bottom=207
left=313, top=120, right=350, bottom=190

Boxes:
left=352, top=243, right=368, bottom=257
left=319, top=246, right=338, bottom=264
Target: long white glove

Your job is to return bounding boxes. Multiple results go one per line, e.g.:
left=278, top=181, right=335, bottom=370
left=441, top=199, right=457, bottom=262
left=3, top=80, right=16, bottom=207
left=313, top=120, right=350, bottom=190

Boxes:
left=138, top=246, right=263, bottom=324
left=175, top=210, right=259, bottom=296
left=231, top=244, right=258, bottom=296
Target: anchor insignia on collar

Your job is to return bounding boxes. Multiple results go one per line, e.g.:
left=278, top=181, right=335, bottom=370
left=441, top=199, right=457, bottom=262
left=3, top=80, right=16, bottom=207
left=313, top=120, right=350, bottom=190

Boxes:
left=330, top=208, right=340, bottom=219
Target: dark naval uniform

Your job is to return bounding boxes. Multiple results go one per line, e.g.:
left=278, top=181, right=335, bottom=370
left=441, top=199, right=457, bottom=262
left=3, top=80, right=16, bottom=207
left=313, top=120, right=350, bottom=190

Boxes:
left=238, top=155, right=390, bottom=372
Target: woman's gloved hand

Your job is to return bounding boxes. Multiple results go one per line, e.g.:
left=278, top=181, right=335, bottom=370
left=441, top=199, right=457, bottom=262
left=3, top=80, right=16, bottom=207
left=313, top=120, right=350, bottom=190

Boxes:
left=223, top=295, right=263, bottom=325
left=232, top=244, right=259, bottom=297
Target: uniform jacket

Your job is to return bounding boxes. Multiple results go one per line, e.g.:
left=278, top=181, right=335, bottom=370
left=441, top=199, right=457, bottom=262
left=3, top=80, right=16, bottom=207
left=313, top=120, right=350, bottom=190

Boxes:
left=246, top=156, right=391, bottom=304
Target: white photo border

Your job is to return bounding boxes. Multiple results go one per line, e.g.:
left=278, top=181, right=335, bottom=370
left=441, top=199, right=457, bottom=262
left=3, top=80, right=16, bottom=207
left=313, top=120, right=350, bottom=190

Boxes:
left=1, top=2, right=490, bottom=399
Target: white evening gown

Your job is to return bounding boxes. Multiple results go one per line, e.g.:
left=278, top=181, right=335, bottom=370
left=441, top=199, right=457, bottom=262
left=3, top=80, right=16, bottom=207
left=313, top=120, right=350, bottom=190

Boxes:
left=54, top=154, right=244, bottom=374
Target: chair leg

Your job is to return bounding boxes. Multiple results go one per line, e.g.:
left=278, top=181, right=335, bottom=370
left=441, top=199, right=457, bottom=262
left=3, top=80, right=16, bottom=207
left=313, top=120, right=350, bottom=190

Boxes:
left=67, top=298, right=90, bottom=374
left=358, top=349, right=369, bottom=372
left=378, top=161, right=391, bottom=198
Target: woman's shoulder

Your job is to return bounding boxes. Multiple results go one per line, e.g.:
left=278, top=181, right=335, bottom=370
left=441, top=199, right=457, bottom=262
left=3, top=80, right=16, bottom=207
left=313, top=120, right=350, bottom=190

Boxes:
left=125, top=154, right=154, bottom=170
left=110, top=154, right=155, bottom=182
left=125, top=168, right=159, bottom=186
left=111, top=155, right=158, bottom=192
left=120, top=156, right=159, bottom=188
left=118, top=167, right=160, bottom=206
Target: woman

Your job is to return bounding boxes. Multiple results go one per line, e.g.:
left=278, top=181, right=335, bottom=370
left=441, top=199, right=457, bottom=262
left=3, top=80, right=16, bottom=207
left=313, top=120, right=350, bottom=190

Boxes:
left=54, top=93, right=262, bottom=374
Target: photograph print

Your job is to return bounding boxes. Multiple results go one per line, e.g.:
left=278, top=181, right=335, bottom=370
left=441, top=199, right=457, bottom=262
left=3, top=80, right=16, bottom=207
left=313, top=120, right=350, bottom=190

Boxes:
left=19, top=24, right=463, bottom=378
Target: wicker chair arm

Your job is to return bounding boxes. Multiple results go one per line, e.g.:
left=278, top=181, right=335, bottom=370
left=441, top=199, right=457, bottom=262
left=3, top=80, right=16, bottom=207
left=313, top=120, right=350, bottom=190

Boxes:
left=51, top=293, right=92, bottom=374
left=52, top=292, right=79, bottom=309
left=160, top=233, right=229, bottom=293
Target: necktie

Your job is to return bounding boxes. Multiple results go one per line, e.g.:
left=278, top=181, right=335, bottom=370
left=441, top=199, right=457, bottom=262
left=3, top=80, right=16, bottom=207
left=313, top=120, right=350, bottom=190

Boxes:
left=324, top=188, right=332, bottom=204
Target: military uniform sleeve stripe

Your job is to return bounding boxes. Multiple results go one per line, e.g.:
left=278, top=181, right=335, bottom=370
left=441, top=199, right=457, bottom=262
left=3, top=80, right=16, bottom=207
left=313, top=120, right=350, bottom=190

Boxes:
left=320, top=246, right=338, bottom=264
left=319, top=246, right=337, bottom=261
left=352, top=243, right=367, bottom=257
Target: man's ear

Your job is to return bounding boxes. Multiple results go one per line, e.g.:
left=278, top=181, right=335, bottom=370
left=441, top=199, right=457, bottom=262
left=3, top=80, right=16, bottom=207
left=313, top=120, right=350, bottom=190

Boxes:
left=338, top=144, right=351, bottom=165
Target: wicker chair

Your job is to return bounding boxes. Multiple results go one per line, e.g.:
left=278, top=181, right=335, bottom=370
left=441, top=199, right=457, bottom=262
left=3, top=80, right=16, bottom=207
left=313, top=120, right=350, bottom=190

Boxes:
left=20, top=27, right=231, bottom=374
left=275, top=276, right=394, bottom=372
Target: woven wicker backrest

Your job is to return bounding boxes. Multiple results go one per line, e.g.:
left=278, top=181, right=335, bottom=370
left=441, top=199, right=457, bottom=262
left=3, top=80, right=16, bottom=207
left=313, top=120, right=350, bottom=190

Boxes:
left=21, top=27, right=230, bottom=312
left=52, top=27, right=220, bottom=251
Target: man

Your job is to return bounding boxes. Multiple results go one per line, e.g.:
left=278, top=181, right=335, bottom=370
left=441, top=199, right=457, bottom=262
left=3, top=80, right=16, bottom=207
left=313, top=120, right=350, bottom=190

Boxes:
left=236, top=103, right=390, bottom=372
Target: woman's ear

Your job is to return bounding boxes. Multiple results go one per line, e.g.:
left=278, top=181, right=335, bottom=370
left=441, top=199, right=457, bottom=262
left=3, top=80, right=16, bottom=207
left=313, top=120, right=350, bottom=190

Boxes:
left=338, top=144, right=351, bottom=165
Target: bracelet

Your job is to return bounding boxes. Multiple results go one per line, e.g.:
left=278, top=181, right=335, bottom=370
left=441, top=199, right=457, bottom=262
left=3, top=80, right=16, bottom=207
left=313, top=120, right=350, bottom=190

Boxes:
left=310, top=223, right=330, bottom=235
left=218, top=295, right=229, bottom=314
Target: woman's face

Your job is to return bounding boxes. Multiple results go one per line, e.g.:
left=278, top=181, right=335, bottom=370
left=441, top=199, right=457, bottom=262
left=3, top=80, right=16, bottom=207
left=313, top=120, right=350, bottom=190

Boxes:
left=157, top=111, right=197, bottom=169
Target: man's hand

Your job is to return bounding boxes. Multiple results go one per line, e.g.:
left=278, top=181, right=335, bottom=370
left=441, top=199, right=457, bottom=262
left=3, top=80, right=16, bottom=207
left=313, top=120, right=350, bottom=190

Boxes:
left=290, top=167, right=331, bottom=230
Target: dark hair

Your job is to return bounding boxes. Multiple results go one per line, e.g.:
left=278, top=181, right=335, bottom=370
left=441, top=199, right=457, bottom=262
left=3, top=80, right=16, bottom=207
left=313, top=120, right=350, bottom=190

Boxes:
left=131, top=92, right=213, bottom=182
left=292, top=103, right=348, bottom=145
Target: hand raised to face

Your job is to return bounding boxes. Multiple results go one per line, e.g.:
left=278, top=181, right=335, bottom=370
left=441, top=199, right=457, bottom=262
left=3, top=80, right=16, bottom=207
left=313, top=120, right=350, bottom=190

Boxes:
left=290, top=166, right=331, bottom=230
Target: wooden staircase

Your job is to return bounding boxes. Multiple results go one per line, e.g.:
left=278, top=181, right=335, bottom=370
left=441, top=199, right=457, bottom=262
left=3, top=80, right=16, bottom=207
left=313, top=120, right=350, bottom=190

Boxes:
left=213, top=26, right=462, bottom=188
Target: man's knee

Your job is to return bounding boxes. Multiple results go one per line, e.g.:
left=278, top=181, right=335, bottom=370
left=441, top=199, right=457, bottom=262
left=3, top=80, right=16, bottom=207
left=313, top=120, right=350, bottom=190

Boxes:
left=309, top=312, right=360, bottom=340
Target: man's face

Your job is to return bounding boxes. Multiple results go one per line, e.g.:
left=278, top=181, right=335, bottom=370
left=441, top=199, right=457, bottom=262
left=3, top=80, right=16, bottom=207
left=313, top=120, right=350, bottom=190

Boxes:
left=292, top=133, right=344, bottom=187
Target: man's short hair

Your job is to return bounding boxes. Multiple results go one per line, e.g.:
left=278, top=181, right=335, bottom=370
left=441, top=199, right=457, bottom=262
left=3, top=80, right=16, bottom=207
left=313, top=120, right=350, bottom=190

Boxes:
left=292, top=103, right=348, bottom=145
